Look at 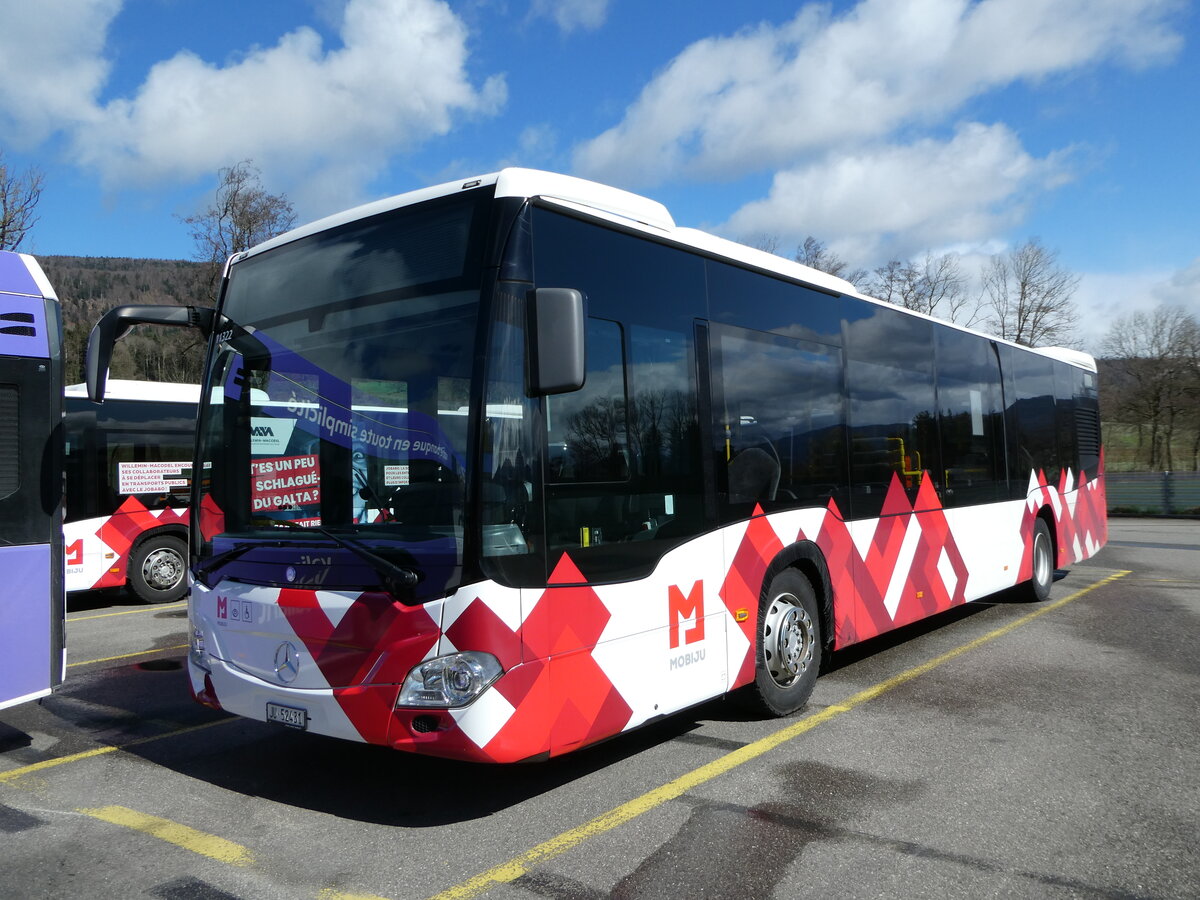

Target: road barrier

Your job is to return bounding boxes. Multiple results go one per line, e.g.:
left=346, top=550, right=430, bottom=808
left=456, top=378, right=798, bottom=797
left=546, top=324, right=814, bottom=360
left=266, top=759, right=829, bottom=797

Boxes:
left=1106, top=471, right=1200, bottom=517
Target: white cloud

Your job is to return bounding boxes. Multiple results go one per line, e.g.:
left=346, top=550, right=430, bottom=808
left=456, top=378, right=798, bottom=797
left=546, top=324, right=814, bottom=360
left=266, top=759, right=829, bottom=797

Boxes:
left=572, top=0, right=1183, bottom=186
left=0, top=0, right=505, bottom=212
left=1073, top=259, right=1200, bottom=355
left=722, top=123, right=1073, bottom=263
left=80, top=0, right=504, bottom=193
left=0, top=0, right=121, bottom=147
left=529, top=0, right=610, bottom=34
left=509, top=123, right=560, bottom=168
left=1153, top=257, right=1200, bottom=309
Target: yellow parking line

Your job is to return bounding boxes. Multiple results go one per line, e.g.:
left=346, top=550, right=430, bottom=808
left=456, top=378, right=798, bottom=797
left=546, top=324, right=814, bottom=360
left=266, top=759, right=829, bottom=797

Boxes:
left=429, top=570, right=1132, bottom=900
left=0, top=719, right=232, bottom=786
left=68, top=644, right=189, bottom=668
left=79, top=805, right=254, bottom=866
left=0, top=745, right=120, bottom=783
left=69, top=602, right=187, bottom=622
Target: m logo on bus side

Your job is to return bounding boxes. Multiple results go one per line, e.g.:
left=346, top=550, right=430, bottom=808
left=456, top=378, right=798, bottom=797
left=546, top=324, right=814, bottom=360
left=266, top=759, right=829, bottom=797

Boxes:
left=216, top=595, right=253, bottom=625
left=668, top=581, right=705, bottom=649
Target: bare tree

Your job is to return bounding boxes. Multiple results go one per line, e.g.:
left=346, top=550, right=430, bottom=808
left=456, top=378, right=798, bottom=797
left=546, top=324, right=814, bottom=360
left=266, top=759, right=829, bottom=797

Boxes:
left=866, top=251, right=981, bottom=325
left=1182, top=320, right=1200, bottom=470
left=981, top=238, right=1079, bottom=347
left=794, top=236, right=867, bottom=288
left=746, top=234, right=781, bottom=255
left=1102, top=305, right=1199, bottom=471
left=0, top=152, right=45, bottom=251
left=181, top=160, right=296, bottom=300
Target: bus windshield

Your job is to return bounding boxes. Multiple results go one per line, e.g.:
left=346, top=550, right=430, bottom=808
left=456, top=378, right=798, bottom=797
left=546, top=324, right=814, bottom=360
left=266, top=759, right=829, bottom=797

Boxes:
left=194, top=190, right=491, bottom=601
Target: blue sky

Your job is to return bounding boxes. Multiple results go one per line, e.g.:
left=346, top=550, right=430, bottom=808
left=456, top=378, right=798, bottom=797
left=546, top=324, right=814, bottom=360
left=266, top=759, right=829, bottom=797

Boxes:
left=1, top=0, right=1196, bottom=352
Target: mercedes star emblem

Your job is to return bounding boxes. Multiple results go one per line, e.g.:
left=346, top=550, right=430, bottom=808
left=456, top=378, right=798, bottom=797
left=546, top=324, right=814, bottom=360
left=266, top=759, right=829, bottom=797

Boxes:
left=273, top=641, right=300, bottom=683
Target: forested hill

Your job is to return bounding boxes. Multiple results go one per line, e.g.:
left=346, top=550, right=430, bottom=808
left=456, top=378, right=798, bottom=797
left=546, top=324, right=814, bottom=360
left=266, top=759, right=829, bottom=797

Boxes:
left=39, top=255, right=210, bottom=386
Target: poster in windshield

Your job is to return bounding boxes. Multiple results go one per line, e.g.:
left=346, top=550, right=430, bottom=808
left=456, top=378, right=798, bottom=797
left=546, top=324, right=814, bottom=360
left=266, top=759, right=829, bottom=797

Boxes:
left=245, top=369, right=466, bottom=529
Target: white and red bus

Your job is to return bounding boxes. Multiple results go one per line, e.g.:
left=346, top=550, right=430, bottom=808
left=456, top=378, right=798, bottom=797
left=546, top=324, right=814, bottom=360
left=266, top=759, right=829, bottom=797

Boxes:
left=86, top=169, right=1106, bottom=761
left=64, top=380, right=198, bottom=602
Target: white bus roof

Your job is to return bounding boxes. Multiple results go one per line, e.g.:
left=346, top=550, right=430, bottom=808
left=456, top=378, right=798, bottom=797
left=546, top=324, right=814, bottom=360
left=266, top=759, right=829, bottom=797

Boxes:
left=66, top=380, right=201, bottom=404
left=233, top=168, right=1096, bottom=373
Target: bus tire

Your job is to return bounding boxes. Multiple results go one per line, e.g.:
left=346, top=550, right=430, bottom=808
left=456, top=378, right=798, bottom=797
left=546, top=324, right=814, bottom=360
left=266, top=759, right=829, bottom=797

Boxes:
left=1022, top=518, right=1054, bottom=603
left=129, top=534, right=188, bottom=604
left=746, top=569, right=822, bottom=716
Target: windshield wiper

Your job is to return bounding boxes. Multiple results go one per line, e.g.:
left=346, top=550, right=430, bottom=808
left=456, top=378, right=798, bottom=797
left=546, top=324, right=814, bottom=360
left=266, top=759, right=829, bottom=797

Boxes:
left=199, top=521, right=419, bottom=594
left=314, top=527, right=420, bottom=593
left=192, top=539, right=292, bottom=587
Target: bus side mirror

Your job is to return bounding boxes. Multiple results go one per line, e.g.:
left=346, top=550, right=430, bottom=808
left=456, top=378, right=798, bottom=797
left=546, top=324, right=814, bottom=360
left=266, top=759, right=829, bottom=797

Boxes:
left=527, top=287, right=585, bottom=396
left=86, top=304, right=215, bottom=402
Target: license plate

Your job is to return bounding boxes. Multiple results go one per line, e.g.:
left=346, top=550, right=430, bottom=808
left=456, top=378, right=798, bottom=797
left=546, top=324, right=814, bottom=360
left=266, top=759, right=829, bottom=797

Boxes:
left=266, top=702, right=308, bottom=730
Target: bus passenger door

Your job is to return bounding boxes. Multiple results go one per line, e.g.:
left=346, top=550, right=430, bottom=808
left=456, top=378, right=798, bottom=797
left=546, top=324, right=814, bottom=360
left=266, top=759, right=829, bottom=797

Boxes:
left=531, top=317, right=725, bottom=754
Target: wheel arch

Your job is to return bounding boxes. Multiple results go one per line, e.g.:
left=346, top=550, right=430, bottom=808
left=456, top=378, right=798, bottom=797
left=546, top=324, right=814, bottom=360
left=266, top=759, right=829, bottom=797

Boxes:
left=128, top=523, right=189, bottom=568
left=1034, top=504, right=1059, bottom=568
left=761, top=540, right=834, bottom=654
left=127, top=525, right=190, bottom=603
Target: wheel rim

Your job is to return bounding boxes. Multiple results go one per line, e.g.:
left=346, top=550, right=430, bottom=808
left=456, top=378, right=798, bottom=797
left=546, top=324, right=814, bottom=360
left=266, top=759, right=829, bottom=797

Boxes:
left=1033, top=529, right=1051, bottom=589
left=762, top=592, right=815, bottom=687
left=143, top=547, right=184, bottom=592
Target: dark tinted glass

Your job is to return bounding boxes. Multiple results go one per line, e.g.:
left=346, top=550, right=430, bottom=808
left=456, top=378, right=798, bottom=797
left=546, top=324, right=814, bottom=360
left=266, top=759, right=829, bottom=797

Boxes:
left=532, top=206, right=707, bottom=333
left=706, top=260, right=842, bottom=344
left=195, top=191, right=492, bottom=601
left=532, top=208, right=710, bottom=583
left=1075, top=369, right=1101, bottom=478
left=223, top=191, right=491, bottom=326
left=1008, top=352, right=1059, bottom=486
left=935, top=329, right=1005, bottom=506
left=712, top=324, right=847, bottom=516
left=0, top=361, right=60, bottom=545
left=0, top=384, right=16, bottom=499
left=1054, top=362, right=1079, bottom=482
left=64, top=397, right=197, bottom=522
left=478, top=281, right=545, bottom=586
left=546, top=318, right=628, bottom=484
left=844, top=300, right=939, bottom=516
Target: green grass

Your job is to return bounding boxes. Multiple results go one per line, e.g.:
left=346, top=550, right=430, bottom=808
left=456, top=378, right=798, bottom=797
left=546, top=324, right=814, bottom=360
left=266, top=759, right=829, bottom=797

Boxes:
left=1102, top=422, right=1199, bottom=473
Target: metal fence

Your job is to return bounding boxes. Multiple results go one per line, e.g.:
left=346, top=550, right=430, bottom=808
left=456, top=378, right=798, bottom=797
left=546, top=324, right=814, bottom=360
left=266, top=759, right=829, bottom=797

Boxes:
left=1106, top=471, right=1200, bottom=517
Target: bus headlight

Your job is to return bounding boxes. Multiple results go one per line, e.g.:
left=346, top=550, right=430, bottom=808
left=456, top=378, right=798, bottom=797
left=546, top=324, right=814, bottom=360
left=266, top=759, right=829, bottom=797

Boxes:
left=190, top=624, right=211, bottom=672
left=397, top=652, right=502, bottom=708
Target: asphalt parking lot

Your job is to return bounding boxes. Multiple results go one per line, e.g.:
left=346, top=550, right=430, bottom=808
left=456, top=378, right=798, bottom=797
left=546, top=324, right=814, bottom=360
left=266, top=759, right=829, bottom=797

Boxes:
left=1, top=518, right=1197, bottom=900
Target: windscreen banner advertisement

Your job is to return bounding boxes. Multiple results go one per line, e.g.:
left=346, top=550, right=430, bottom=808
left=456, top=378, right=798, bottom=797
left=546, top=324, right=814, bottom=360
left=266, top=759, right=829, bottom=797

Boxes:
left=250, top=454, right=321, bottom=513
left=223, top=334, right=464, bottom=523
left=117, top=461, right=192, bottom=495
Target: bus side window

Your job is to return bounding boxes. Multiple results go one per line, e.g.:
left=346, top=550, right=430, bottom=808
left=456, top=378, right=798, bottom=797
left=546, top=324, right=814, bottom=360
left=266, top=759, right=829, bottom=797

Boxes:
left=1008, top=353, right=1059, bottom=486
left=542, top=318, right=710, bottom=583
left=844, top=302, right=939, bottom=518
left=935, top=329, right=1004, bottom=507
left=543, top=318, right=628, bottom=555
left=712, top=324, right=846, bottom=518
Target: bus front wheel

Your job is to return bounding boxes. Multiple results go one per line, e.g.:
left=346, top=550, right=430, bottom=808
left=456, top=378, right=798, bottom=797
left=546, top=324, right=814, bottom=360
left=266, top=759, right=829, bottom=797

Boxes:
left=746, top=569, right=822, bottom=716
left=130, top=534, right=188, bottom=604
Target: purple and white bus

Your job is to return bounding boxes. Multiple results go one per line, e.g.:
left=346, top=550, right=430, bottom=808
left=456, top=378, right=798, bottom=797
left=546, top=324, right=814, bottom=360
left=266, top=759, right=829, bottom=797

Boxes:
left=0, top=251, right=65, bottom=710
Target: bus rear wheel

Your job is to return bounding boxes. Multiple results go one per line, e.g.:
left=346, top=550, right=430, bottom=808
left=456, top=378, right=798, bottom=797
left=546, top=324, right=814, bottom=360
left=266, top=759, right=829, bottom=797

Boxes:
left=746, top=569, right=822, bottom=716
left=130, top=534, right=188, bottom=604
left=1022, top=518, right=1054, bottom=603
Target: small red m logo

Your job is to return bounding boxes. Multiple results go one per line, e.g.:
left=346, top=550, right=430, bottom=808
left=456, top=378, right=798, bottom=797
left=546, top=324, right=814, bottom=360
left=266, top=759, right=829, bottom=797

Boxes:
left=669, top=581, right=705, bottom=648
left=66, top=540, right=83, bottom=566
left=216, top=596, right=228, bottom=619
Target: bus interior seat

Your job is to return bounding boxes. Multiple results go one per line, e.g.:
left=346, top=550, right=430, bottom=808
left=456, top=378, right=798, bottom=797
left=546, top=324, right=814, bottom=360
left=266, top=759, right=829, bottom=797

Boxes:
left=728, top=446, right=780, bottom=504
